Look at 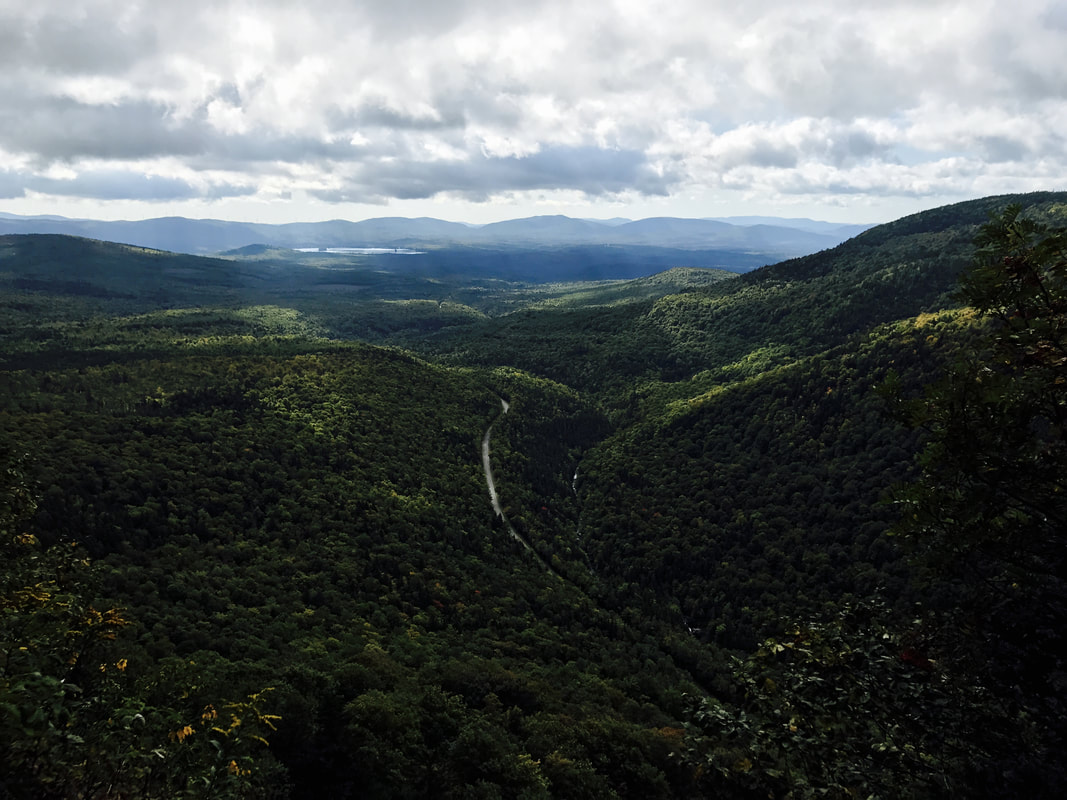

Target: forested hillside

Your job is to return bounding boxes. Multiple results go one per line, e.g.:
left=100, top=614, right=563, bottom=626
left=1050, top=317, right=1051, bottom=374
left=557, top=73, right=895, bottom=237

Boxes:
left=3, top=191, right=1066, bottom=798
left=2, top=346, right=718, bottom=798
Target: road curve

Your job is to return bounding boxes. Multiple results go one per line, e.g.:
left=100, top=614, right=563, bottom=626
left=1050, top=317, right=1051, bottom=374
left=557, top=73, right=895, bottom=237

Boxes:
left=481, top=398, right=553, bottom=572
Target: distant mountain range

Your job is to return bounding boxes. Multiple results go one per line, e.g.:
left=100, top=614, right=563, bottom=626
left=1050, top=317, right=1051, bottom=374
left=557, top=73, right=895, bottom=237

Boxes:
left=0, top=211, right=874, bottom=257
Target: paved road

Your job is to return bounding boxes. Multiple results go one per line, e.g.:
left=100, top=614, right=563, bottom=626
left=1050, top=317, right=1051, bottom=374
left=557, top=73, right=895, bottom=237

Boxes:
left=481, top=398, right=553, bottom=572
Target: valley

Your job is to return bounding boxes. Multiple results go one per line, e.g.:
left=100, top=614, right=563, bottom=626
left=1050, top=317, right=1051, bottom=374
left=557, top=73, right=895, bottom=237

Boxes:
left=2, top=191, right=1066, bottom=799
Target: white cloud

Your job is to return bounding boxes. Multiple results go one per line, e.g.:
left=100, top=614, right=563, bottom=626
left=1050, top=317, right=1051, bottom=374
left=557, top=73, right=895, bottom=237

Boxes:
left=0, top=0, right=1064, bottom=222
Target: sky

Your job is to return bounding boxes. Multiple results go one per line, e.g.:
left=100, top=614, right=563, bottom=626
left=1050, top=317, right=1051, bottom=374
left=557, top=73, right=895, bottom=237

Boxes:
left=0, top=0, right=1064, bottom=226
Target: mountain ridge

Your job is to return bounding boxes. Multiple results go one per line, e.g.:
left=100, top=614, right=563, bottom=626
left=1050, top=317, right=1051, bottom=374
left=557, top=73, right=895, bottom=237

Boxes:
left=0, top=209, right=868, bottom=257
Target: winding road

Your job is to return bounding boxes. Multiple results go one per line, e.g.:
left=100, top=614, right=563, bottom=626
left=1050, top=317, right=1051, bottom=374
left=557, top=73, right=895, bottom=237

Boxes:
left=481, top=398, right=554, bottom=573
left=480, top=397, right=713, bottom=668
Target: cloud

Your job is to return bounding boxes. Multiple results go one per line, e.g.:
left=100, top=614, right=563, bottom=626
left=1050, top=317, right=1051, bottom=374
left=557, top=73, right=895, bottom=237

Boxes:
left=0, top=0, right=1064, bottom=212
left=0, top=170, right=27, bottom=200
left=0, top=4, right=157, bottom=75
left=32, top=170, right=255, bottom=201
left=329, top=101, right=468, bottom=133
left=0, top=95, right=207, bottom=162
left=309, top=145, right=670, bottom=203
left=0, top=166, right=254, bottom=202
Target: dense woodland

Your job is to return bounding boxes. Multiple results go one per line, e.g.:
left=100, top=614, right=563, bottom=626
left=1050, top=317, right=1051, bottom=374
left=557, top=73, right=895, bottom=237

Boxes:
left=2, top=191, right=1066, bottom=798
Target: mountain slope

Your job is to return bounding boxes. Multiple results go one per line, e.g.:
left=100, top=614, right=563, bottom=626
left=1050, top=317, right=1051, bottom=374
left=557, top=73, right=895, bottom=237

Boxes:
left=413, top=192, right=1067, bottom=396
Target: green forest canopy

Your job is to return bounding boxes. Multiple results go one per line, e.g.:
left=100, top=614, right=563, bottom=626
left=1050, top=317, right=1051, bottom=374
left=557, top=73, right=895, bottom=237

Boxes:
left=2, top=192, right=1066, bottom=798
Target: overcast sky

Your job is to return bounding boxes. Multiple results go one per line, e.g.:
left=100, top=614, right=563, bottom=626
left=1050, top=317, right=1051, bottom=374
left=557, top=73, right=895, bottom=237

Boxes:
left=0, top=0, right=1064, bottom=225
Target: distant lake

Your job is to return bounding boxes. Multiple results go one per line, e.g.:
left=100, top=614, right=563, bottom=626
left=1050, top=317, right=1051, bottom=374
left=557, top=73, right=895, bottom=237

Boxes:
left=294, top=247, right=424, bottom=254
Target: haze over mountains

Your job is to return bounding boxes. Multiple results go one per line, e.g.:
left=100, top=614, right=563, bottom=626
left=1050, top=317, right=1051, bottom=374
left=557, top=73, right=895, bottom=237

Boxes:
left=0, top=210, right=872, bottom=259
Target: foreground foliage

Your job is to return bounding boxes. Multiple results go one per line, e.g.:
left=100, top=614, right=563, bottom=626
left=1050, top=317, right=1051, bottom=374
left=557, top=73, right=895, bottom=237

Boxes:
left=1, top=458, right=284, bottom=799
left=888, top=205, right=1067, bottom=794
